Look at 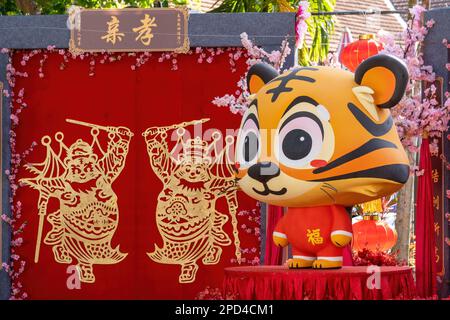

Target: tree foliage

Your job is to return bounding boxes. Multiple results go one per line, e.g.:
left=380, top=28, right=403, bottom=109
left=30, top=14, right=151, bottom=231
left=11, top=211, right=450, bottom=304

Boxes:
left=301, top=0, right=335, bottom=65
left=0, top=0, right=187, bottom=15
left=212, top=0, right=295, bottom=12
left=212, top=0, right=335, bottom=64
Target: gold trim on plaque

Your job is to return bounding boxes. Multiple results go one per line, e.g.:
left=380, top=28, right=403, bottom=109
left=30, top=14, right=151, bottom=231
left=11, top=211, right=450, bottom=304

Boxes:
left=69, top=7, right=190, bottom=55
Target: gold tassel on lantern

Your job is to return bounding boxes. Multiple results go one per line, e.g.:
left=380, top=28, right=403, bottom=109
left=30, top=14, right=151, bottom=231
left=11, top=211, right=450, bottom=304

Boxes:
left=361, top=198, right=383, bottom=214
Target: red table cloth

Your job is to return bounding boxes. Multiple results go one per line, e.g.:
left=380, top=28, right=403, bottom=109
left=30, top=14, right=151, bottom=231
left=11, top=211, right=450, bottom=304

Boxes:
left=223, top=266, right=416, bottom=300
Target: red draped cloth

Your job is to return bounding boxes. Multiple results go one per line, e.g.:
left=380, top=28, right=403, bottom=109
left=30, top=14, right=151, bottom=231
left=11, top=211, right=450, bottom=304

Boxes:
left=343, top=245, right=354, bottom=266
left=415, top=137, right=437, bottom=297
left=264, top=205, right=284, bottom=265
left=224, top=266, right=416, bottom=300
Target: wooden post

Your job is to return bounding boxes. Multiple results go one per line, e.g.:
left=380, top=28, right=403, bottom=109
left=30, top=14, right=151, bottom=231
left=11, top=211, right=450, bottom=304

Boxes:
left=393, top=150, right=416, bottom=264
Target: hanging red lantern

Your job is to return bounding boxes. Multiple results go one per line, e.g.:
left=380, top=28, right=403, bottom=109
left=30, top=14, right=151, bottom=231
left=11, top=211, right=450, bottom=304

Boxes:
left=352, top=214, right=397, bottom=252
left=384, top=226, right=398, bottom=251
left=340, top=34, right=384, bottom=72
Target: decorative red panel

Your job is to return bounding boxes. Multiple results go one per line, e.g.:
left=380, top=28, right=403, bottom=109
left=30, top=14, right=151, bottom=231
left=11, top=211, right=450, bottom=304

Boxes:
left=11, top=50, right=259, bottom=299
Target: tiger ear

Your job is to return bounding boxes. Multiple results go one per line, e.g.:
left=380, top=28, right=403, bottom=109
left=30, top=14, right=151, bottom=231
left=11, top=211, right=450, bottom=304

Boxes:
left=354, top=54, right=408, bottom=109
left=246, top=63, right=279, bottom=95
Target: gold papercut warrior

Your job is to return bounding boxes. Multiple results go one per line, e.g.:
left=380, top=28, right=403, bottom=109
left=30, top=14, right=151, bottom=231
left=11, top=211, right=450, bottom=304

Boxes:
left=21, top=119, right=133, bottom=283
left=143, top=119, right=241, bottom=283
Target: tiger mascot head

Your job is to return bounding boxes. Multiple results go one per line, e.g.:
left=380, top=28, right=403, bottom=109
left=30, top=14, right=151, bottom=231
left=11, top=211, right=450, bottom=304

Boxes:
left=235, top=54, right=409, bottom=207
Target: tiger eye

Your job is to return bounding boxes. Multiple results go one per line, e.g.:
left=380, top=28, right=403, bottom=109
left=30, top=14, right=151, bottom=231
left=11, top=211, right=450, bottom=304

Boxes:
left=282, top=129, right=312, bottom=161
left=243, top=132, right=258, bottom=162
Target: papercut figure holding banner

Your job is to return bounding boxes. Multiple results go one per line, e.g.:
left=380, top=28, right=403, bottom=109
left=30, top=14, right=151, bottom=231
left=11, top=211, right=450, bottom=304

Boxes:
left=143, top=119, right=241, bottom=283
left=21, top=119, right=133, bottom=283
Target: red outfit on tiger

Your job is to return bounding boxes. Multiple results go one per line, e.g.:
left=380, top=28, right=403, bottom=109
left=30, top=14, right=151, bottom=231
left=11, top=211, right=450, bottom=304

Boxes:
left=273, top=205, right=352, bottom=262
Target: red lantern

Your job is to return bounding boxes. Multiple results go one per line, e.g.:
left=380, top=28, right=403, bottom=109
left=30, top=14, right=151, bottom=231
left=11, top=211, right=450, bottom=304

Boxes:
left=352, top=214, right=398, bottom=252
left=384, top=226, right=398, bottom=251
left=340, top=34, right=383, bottom=72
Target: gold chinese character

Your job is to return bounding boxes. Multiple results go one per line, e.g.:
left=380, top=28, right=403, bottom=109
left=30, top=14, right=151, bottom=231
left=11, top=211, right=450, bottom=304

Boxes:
left=435, top=222, right=440, bottom=236
left=432, top=169, right=439, bottom=183
left=307, top=229, right=323, bottom=245
left=101, top=16, right=125, bottom=45
left=433, top=195, right=440, bottom=210
left=133, top=14, right=157, bottom=46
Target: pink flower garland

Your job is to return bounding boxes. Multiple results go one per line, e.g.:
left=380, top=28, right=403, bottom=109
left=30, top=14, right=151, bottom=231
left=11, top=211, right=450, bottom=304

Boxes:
left=195, top=286, right=238, bottom=300
left=1, top=48, right=37, bottom=299
left=379, top=5, right=450, bottom=156
left=229, top=208, right=261, bottom=266
left=295, top=1, right=311, bottom=49
left=196, top=208, right=261, bottom=300
left=212, top=32, right=291, bottom=115
left=11, top=46, right=246, bottom=77
left=379, top=6, right=450, bottom=228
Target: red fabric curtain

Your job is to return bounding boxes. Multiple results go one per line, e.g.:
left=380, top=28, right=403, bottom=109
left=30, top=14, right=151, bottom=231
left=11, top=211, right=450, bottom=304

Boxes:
left=415, top=137, right=437, bottom=297
left=224, top=266, right=416, bottom=300
left=264, top=205, right=284, bottom=265
left=343, top=245, right=354, bottom=266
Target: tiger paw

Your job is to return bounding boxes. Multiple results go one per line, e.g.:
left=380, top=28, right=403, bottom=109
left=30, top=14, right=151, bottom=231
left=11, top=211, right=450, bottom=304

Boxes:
left=312, top=259, right=342, bottom=269
left=272, top=232, right=289, bottom=247
left=288, top=258, right=313, bottom=269
left=331, top=231, right=352, bottom=247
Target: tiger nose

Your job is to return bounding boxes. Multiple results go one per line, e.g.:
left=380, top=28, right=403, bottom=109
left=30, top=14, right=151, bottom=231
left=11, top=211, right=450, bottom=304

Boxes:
left=248, top=162, right=280, bottom=184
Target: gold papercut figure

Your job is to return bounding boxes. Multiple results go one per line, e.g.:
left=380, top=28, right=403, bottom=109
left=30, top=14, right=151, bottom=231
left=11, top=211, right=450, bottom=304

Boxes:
left=101, top=16, right=125, bottom=45
left=21, top=119, right=133, bottom=283
left=143, top=119, right=241, bottom=283
left=132, top=14, right=157, bottom=46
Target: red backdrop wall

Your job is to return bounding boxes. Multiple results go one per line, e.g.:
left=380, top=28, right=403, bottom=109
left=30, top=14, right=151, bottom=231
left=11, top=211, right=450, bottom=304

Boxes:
left=11, top=49, right=259, bottom=299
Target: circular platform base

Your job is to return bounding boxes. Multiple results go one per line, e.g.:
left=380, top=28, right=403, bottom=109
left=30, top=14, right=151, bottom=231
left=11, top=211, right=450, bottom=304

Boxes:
left=224, top=266, right=416, bottom=300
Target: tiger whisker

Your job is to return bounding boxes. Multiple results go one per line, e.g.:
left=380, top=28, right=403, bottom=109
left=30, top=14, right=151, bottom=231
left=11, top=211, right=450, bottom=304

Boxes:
left=322, top=183, right=337, bottom=193
left=320, top=187, right=336, bottom=203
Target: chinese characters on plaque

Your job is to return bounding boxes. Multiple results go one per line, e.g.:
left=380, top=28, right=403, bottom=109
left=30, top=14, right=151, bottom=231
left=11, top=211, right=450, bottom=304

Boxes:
left=70, top=8, right=189, bottom=54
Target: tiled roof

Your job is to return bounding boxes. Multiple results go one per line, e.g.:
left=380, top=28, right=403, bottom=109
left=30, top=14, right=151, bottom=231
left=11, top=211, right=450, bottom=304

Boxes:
left=391, top=0, right=450, bottom=13
left=327, top=0, right=406, bottom=52
left=190, top=0, right=406, bottom=52
left=391, top=0, right=449, bottom=20
left=187, top=0, right=221, bottom=12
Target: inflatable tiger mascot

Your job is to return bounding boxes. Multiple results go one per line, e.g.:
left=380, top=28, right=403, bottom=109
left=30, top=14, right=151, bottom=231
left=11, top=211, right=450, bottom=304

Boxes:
left=235, top=54, right=409, bottom=268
